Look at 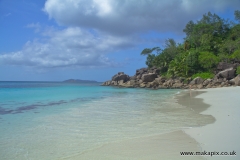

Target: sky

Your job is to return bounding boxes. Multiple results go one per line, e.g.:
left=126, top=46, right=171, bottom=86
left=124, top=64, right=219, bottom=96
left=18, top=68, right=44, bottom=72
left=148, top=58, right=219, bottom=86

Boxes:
left=0, top=0, right=240, bottom=82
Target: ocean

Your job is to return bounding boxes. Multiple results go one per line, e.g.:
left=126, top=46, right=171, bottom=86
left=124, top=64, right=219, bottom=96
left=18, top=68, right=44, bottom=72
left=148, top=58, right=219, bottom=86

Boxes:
left=0, top=81, right=210, bottom=160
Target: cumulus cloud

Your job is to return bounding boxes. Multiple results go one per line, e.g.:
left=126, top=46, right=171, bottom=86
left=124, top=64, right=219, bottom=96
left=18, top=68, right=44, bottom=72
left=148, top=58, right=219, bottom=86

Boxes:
left=2, top=0, right=239, bottom=69
left=43, top=0, right=240, bottom=35
left=0, top=27, right=136, bottom=68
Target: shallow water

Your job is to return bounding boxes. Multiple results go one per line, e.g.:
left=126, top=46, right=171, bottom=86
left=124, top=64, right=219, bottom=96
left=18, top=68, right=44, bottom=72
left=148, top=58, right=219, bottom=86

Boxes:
left=0, top=82, right=212, bottom=160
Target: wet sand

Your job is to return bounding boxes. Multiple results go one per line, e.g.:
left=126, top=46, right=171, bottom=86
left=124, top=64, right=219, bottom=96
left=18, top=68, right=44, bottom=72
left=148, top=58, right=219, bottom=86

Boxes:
left=184, top=87, right=240, bottom=160
left=65, top=130, right=204, bottom=160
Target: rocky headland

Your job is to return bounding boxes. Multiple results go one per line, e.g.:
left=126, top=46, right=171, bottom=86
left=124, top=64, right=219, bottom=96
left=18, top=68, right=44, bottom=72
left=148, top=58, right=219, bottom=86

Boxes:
left=102, top=62, right=240, bottom=89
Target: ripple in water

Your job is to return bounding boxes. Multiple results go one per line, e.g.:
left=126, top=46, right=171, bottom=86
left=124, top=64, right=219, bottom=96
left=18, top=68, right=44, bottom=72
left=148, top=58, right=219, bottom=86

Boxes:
left=0, top=83, right=212, bottom=160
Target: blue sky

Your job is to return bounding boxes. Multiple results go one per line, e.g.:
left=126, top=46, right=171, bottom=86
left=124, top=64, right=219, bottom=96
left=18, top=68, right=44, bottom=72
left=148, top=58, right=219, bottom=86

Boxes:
left=0, top=0, right=240, bottom=82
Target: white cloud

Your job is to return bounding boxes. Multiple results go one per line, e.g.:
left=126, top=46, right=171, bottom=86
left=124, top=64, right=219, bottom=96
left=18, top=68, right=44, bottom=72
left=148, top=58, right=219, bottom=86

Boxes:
left=93, top=0, right=112, bottom=16
left=2, top=0, right=239, bottom=70
left=0, top=27, right=135, bottom=68
left=43, top=0, right=240, bottom=35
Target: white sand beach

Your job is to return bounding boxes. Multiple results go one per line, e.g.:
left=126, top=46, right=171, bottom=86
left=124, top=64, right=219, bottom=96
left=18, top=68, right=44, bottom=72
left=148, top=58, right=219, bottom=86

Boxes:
left=185, top=87, right=240, bottom=160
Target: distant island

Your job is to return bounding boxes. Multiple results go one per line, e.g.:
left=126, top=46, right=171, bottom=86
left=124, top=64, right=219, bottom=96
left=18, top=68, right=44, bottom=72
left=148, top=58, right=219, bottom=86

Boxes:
left=63, top=79, right=99, bottom=83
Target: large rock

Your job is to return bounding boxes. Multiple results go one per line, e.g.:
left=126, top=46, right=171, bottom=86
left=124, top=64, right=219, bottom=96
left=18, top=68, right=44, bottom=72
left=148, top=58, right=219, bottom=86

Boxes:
left=112, top=72, right=130, bottom=82
left=189, top=77, right=204, bottom=85
left=234, top=75, right=240, bottom=86
left=136, top=68, right=148, bottom=75
left=146, top=82, right=152, bottom=88
left=197, top=84, right=203, bottom=89
left=136, top=75, right=142, bottom=79
left=165, top=79, right=174, bottom=87
left=118, top=80, right=124, bottom=85
left=216, top=62, right=240, bottom=72
left=148, top=67, right=160, bottom=74
left=212, top=79, right=222, bottom=86
left=228, top=79, right=235, bottom=85
left=173, top=79, right=181, bottom=84
left=154, top=77, right=166, bottom=84
left=150, top=81, right=159, bottom=88
left=203, top=79, right=212, bottom=86
left=130, top=75, right=137, bottom=80
left=172, top=83, right=183, bottom=88
left=125, top=80, right=137, bottom=86
left=141, top=73, right=158, bottom=82
left=139, top=83, right=146, bottom=88
left=111, top=81, right=118, bottom=86
left=217, top=62, right=234, bottom=71
left=153, top=68, right=161, bottom=74
left=206, top=84, right=212, bottom=88
left=215, top=67, right=236, bottom=80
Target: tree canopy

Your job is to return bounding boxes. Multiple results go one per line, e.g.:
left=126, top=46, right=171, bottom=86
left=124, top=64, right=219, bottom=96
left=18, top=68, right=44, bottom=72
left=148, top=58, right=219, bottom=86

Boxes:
left=141, top=10, right=240, bottom=78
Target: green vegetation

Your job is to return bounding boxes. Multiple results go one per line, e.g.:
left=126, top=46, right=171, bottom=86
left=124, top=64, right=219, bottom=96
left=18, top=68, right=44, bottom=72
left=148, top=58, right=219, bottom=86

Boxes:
left=230, top=49, right=240, bottom=61
left=198, top=52, right=219, bottom=71
left=141, top=11, right=240, bottom=78
left=237, top=66, right=240, bottom=75
left=192, top=72, right=214, bottom=79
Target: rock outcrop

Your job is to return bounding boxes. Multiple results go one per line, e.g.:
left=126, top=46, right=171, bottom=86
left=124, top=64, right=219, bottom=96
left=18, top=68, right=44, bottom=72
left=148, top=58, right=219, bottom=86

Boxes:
left=216, top=62, right=240, bottom=72
left=141, top=73, right=158, bottom=82
left=102, top=66, right=240, bottom=89
left=215, top=67, right=236, bottom=80
left=189, top=77, right=204, bottom=85
left=112, top=72, right=130, bottom=82
left=234, top=75, right=240, bottom=86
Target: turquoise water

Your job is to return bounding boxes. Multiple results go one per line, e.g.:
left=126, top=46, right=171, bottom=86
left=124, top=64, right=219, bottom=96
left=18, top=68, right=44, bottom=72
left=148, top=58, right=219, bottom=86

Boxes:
left=0, top=81, right=206, bottom=160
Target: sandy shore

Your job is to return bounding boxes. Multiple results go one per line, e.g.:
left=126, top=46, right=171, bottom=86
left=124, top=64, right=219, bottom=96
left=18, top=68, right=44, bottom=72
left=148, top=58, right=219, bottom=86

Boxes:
left=184, top=87, right=240, bottom=160
left=63, top=87, right=240, bottom=160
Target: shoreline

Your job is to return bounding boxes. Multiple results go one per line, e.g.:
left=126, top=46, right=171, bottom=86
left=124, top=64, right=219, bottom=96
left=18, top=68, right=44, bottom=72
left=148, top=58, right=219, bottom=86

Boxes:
left=59, top=86, right=239, bottom=160
left=183, top=86, right=240, bottom=160
left=64, top=88, right=216, bottom=160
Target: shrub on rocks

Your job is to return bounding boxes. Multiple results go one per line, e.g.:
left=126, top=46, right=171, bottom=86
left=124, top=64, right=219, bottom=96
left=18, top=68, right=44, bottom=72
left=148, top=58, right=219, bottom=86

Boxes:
left=237, top=66, right=240, bottom=75
left=192, top=72, right=214, bottom=79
